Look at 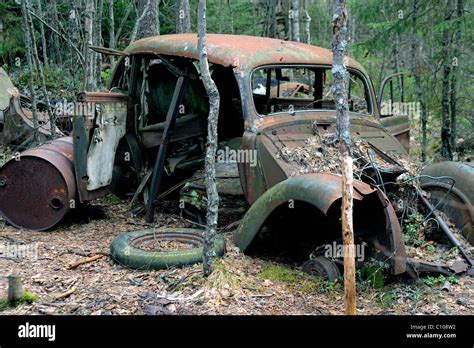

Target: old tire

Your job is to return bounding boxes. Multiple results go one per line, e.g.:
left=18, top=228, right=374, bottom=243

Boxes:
left=302, top=256, right=341, bottom=281
left=110, top=227, right=226, bottom=270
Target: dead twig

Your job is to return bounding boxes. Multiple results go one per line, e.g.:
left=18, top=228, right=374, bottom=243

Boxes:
left=67, top=255, right=107, bottom=270
left=55, top=287, right=76, bottom=299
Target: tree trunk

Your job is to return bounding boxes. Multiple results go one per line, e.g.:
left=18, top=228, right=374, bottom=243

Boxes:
left=332, top=0, right=356, bottom=316
left=108, top=0, right=115, bottom=64
left=440, top=0, right=453, bottom=160
left=83, top=0, right=97, bottom=91
left=175, top=0, right=191, bottom=33
left=49, top=0, right=62, bottom=66
left=21, top=0, right=39, bottom=145
left=303, top=0, right=311, bottom=44
left=115, top=3, right=132, bottom=44
left=133, top=0, right=160, bottom=41
left=108, top=0, right=115, bottom=48
left=291, top=0, right=300, bottom=42
left=411, top=0, right=428, bottom=162
left=95, top=0, right=104, bottom=88
left=27, top=6, right=56, bottom=137
left=450, top=0, right=462, bottom=158
left=262, top=0, right=276, bottom=38
left=198, top=0, right=220, bottom=277
left=35, top=0, right=49, bottom=71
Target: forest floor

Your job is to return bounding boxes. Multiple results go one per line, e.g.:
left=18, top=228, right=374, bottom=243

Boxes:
left=0, top=196, right=472, bottom=316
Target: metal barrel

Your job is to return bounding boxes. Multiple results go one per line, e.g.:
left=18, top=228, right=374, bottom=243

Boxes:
left=0, top=136, right=76, bottom=231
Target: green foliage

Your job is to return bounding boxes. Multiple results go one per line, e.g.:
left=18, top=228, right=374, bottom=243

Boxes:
left=101, top=68, right=112, bottom=85
left=403, top=213, right=424, bottom=247
left=376, top=291, right=399, bottom=309
left=422, top=274, right=458, bottom=287
left=358, top=258, right=390, bottom=289
left=0, top=1, right=25, bottom=66
left=0, top=0, right=471, bottom=159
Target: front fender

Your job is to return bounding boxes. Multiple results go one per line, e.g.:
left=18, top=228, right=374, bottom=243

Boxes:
left=234, top=173, right=407, bottom=275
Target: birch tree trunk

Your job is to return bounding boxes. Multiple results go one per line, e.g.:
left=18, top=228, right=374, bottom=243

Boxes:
left=332, top=0, right=356, bottom=316
left=108, top=0, right=115, bottom=48
left=83, top=0, right=97, bottom=90
left=95, top=0, right=104, bottom=88
left=303, top=0, right=311, bottom=44
left=133, top=0, right=160, bottom=41
left=108, top=0, right=115, bottom=64
left=21, top=0, right=39, bottom=145
left=198, top=0, right=220, bottom=277
left=175, top=0, right=191, bottom=33
left=291, top=0, right=300, bottom=42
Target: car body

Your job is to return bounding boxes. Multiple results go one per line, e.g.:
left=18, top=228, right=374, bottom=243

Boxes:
left=1, top=35, right=472, bottom=276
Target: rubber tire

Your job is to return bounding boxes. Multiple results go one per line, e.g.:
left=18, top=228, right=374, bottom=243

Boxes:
left=110, top=227, right=226, bottom=270
left=302, top=256, right=341, bottom=281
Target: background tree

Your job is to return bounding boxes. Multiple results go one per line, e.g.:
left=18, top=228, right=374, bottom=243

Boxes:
left=440, top=0, right=453, bottom=160
left=20, top=0, right=39, bottom=144
left=175, top=0, right=191, bottom=33
left=83, top=0, right=97, bottom=91
left=291, top=0, right=300, bottom=41
left=132, top=0, right=161, bottom=41
left=0, top=0, right=471, bottom=160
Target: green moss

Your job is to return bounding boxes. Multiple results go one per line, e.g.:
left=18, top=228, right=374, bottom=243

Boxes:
left=103, top=193, right=122, bottom=205
left=0, top=291, right=39, bottom=311
left=258, top=265, right=300, bottom=283
left=258, top=265, right=335, bottom=294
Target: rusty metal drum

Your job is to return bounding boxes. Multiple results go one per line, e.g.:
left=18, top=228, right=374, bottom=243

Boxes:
left=0, top=137, right=76, bottom=230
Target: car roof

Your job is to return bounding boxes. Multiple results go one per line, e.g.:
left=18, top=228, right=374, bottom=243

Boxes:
left=125, top=34, right=367, bottom=74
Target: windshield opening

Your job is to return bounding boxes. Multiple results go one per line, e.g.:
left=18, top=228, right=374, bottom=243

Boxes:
left=251, top=66, right=372, bottom=116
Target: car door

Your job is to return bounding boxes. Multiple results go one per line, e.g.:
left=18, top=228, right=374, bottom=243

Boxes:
left=378, top=72, right=410, bottom=153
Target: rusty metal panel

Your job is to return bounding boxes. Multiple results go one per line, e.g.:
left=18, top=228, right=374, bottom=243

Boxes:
left=125, top=34, right=367, bottom=74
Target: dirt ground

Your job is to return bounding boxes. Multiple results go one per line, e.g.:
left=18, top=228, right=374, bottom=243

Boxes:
left=0, top=197, right=472, bottom=316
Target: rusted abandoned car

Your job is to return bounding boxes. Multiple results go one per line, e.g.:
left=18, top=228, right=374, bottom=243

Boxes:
left=0, top=35, right=472, bottom=276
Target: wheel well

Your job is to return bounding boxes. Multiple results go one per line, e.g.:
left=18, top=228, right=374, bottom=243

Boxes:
left=245, top=194, right=388, bottom=263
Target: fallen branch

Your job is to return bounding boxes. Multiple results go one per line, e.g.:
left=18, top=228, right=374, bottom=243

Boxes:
left=67, top=254, right=106, bottom=270
left=55, top=287, right=76, bottom=299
